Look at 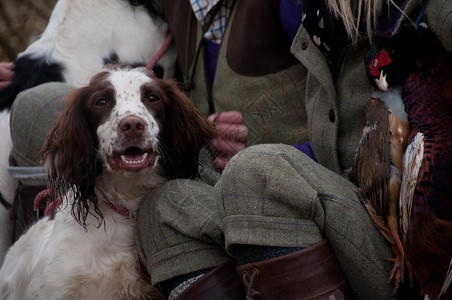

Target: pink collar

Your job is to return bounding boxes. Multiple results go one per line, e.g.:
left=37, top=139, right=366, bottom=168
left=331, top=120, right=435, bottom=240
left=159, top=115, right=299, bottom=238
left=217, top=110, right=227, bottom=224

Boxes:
left=105, top=200, right=136, bottom=219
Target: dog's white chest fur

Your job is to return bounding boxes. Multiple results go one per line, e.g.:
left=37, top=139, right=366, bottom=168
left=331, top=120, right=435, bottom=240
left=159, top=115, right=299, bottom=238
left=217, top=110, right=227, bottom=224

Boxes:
left=0, top=196, right=148, bottom=299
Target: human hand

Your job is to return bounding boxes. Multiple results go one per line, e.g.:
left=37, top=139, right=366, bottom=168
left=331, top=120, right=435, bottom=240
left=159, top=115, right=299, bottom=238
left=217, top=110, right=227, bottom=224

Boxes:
left=208, top=111, right=248, bottom=170
left=0, top=62, right=14, bottom=90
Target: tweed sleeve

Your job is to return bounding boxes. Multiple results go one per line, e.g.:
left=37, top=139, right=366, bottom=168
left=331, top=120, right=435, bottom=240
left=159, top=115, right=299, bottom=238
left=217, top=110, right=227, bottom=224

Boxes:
left=426, top=0, right=452, bottom=51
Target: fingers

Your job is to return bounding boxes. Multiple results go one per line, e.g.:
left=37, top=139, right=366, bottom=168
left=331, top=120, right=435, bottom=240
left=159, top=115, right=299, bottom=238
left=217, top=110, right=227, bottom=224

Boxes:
left=208, top=110, right=243, bottom=124
left=208, top=110, right=248, bottom=170
left=209, top=137, right=246, bottom=170
left=0, top=62, right=14, bottom=91
left=214, top=156, right=229, bottom=170
left=0, top=62, right=14, bottom=80
left=209, top=136, right=246, bottom=170
left=211, top=136, right=246, bottom=157
left=208, top=111, right=247, bottom=143
left=0, top=62, right=14, bottom=70
left=216, top=123, right=248, bottom=143
left=0, top=81, right=12, bottom=90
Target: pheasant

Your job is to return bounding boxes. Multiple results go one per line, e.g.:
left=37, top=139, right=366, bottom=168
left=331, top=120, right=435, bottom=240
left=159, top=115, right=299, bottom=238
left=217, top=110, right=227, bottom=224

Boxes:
left=398, top=27, right=452, bottom=300
left=350, top=23, right=452, bottom=298
left=346, top=92, right=410, bottom=291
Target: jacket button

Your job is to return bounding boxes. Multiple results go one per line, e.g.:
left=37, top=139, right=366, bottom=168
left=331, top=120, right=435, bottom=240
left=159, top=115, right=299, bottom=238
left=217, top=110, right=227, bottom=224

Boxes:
left=301, top=40, right=308, bottom=50
left=329, top=109, right=335, bottom=122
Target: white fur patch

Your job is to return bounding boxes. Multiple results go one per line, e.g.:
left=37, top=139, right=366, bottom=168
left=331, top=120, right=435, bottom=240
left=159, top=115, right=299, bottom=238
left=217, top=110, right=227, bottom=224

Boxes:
left=0, top=110, right=17, bottom=267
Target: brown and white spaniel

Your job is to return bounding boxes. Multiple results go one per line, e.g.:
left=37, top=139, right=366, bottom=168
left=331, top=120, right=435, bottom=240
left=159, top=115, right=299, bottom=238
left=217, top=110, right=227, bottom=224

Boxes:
left=0, top=66, right=214, bottom=299
left=0, top=0, right=176, bottom=265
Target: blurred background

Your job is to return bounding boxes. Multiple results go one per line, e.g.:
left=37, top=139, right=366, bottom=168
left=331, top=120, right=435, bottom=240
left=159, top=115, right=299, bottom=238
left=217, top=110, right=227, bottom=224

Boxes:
left=0, top=0, right=57, bottom=62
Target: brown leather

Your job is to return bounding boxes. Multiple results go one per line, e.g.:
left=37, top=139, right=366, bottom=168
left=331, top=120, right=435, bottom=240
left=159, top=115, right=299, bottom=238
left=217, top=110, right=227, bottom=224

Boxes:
left=10, top=184, right=46, bottom=244
left=226, top=0, right=298, bottom=76
left=163, top=0, right=197, bottom=77
left=236, top=239, right=351, bottom=300
left=176, top=261, right=246, bottom=300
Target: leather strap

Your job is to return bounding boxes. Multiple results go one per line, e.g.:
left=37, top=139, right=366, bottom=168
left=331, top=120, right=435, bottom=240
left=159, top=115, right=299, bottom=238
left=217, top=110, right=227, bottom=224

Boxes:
left=176, top=261, right=245, bottom=300
left=237, top=239, right=351, bottom=300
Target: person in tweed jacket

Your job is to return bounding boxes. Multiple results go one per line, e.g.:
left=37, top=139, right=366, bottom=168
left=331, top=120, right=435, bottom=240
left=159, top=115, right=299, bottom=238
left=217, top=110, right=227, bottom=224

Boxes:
left=135, top=0, right=452, bottom=299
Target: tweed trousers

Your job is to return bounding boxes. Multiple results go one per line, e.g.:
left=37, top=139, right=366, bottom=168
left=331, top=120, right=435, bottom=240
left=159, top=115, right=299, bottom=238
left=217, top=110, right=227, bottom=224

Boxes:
left=137, top=144, right=395, bottom=299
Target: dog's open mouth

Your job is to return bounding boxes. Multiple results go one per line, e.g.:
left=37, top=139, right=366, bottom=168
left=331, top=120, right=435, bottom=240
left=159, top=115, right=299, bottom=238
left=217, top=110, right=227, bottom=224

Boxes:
left=107, top=147, right=157, bottom=172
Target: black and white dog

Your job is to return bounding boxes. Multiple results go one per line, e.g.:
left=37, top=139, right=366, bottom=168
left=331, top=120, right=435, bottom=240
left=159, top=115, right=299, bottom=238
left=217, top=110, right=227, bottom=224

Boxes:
left=0, top=0, right=175, bottom=111
left=0, top=0, right=176, bottom=265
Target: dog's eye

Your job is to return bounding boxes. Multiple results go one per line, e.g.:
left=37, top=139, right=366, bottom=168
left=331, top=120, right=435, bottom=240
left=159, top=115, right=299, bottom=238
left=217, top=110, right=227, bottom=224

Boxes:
left=95, top=98, right=107, bottom=106
left=148, top=94, right=160, bottom=103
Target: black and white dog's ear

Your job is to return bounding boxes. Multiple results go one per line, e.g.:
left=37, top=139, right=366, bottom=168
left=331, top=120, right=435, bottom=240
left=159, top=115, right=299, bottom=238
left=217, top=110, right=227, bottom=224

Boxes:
left=158, top=79, right=216, bottom=179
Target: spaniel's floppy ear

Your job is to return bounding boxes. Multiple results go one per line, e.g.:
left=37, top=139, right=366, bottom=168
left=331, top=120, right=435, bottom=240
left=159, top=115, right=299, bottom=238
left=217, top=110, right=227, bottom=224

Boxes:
left=159, top=80, right=216, bottom=178
left=39, top=86, right=101, bottom=226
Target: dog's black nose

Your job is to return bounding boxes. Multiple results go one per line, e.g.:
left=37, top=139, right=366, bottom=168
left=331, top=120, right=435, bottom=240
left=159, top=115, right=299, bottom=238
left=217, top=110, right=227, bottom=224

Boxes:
left=120, top=116, right=145, bottom=137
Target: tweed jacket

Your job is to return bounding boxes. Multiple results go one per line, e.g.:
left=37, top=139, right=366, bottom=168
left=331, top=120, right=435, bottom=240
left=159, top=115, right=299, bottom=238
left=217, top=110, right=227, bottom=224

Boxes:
left=291, top=0, right=452, bottom=175
left=164, top=0, right=310, bottom=183
left=164, top=0, right=309, bottom=147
